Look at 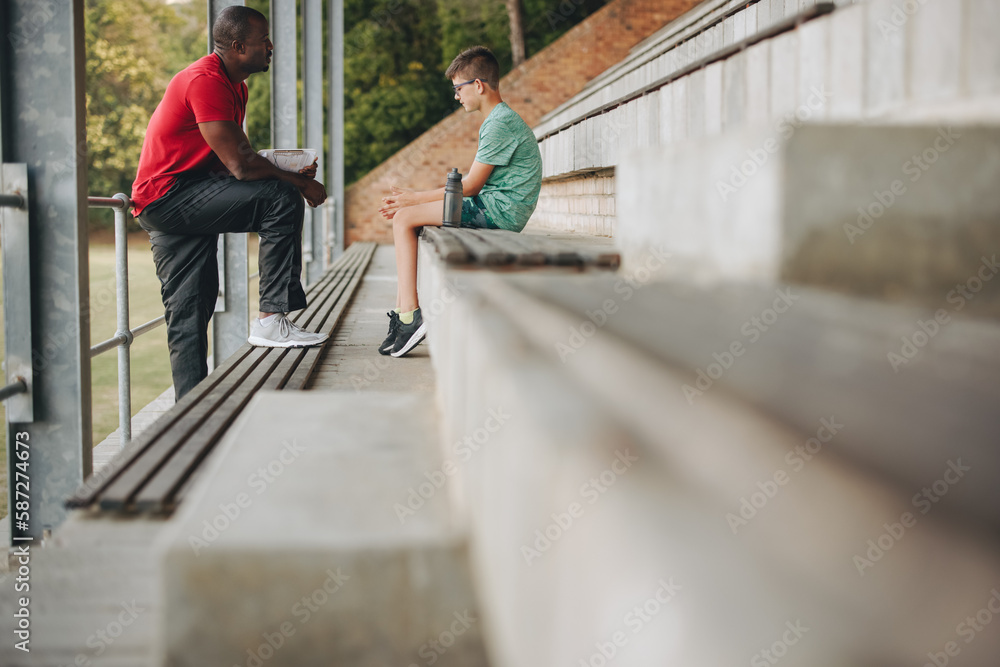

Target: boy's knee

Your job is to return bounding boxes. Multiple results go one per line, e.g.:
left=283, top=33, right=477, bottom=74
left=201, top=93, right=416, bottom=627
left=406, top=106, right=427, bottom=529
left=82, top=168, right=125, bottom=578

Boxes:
left=392, top=207, right=418, bottom=232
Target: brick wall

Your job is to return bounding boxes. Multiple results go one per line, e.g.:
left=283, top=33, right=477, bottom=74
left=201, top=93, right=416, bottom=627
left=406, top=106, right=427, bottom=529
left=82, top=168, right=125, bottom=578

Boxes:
left=344, top=0, right=700, bottom=244
left=531, top=171, right=617, bottom=236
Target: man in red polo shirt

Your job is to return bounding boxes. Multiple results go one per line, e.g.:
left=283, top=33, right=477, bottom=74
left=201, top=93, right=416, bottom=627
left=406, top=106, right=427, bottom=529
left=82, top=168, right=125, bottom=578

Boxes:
left=133, top=6, right=327, bottom=399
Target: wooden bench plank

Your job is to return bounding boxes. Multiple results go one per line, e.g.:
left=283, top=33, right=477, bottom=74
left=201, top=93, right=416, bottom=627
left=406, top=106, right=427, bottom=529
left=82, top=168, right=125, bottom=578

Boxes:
left=74, top=242, right=378, bottom=514
left=285, top=242, right=376, bottom=390
left=422, top=227, right=620, bottom=269
left=133, top=349, right=294, bottom=513
left=465, top=229, right=547, bottom=266
left=65, top=345, right=257, bottom=508
left=422, top=227, right=471, bottom=264
left=448, top=228, right=516, bottom=266
left=96, top=347, right=271, bottom=510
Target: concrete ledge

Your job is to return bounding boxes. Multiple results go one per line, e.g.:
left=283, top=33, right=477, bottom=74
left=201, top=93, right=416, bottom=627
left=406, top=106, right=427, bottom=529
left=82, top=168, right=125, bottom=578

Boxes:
left=418, top=250, right=1000, bottom=665
left=157, top=391, right=488, bottom=667
left=617, top=123, right=1000, bottom=314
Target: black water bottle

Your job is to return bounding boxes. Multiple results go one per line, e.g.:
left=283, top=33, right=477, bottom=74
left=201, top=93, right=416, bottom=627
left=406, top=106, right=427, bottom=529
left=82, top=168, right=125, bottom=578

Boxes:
left=442, top=168, right=462, bottom=227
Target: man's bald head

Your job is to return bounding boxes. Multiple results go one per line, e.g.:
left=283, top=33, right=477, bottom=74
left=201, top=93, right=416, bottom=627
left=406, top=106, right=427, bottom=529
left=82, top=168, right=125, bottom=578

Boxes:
left=212, top=5, right=266, bottom=51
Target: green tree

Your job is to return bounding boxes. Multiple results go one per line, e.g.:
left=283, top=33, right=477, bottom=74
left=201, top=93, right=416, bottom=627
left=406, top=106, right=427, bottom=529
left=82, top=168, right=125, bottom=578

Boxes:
left=84, top=0, right=206, bottom=227
left=344, top=0, right=454, bottom=184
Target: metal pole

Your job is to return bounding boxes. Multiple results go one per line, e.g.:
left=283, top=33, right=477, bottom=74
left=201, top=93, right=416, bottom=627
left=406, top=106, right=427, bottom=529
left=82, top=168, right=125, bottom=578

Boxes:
left=329, top=0, right=345, bottom=258
left=303, top=0, right=326, bottom=284
left=113, top=194, right=132, bottom=448
left=3, top=0, right=90, bottom=541
left=209, top=0, right=250, bottom=368
left=271, top=0, right=298, bottom=149
left=302, top=0, right=327, bottom=284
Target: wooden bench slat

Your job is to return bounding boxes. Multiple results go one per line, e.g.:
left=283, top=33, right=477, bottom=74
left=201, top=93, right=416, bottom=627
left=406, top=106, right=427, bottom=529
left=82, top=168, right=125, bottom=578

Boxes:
left=76, top=242, right=378, bottom=514
left=465, top=229, right=547, bottom=266
left=133, top=348, right=291, bottom=513
left=96, top=347, right=271, bottom=510
left=422, top=227, right=620, bottom=269
left=66, top=345, right=257, bottom=508
left=291, top=242, right=372, bottom=333
left=285, top=242, right=376, bottom=390
left=449, top=228, right=516, bottom=266
left=422, top=227, right=471, bottom=264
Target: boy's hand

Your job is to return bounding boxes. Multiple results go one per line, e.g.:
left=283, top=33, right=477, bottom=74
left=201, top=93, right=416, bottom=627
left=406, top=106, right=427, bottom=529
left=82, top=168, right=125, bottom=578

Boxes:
left=298, top=159, right=318, bottom=179
left=379, top=185, right=416, bottom=220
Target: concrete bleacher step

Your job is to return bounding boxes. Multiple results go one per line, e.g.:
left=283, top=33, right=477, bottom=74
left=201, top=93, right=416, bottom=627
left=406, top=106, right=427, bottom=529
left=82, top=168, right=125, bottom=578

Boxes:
left=616, top=123, right=1000, bottom=316
left=499, top=272, right=1000, bottom=529
left=420, top=249, right=1000, bottom=665
left=158, top=391, right=489, bottom=667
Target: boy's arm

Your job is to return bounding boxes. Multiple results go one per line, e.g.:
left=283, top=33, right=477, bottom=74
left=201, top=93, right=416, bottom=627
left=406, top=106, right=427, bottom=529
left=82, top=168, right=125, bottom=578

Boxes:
left=379, top=162, right=494, bottom=218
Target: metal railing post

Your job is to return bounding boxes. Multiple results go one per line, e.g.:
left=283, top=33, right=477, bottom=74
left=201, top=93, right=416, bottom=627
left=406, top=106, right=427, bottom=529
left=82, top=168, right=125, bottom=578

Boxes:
left=304, top=0, right=326, bottom=284
left=209, top=0, right=250, bottom=368
left=113, top=193, right=132, bottom=447
left=329, top=0, right=345, bottom=258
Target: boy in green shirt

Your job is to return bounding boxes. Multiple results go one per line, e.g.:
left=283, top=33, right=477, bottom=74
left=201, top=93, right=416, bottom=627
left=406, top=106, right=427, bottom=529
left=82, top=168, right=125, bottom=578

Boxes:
left=377, top=45, right=543, bottom=357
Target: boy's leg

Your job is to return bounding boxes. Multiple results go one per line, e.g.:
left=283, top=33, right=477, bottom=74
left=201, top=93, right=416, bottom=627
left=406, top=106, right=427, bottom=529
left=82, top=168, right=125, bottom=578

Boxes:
left=391, top=202, right=442, bottom=313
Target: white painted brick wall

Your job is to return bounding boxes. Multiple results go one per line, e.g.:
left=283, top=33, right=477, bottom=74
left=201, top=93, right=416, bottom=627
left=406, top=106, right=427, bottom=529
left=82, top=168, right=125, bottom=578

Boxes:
left=865, top=0, right=906, bottom=115
left=797, top=17, right=829, bottom=119
left=828, top=2, right=864, bottom=119
left=704, top=61, right=724, bottom=135
left=909, top=0, right=962, bottom=102
left=534, top=0, right=1000, bottom=238
left=966, top=0, right=1000, bottom=93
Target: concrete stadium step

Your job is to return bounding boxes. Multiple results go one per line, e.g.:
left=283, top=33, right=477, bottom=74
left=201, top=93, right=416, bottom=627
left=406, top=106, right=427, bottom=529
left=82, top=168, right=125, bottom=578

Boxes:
left=499, top=271, right=1000, bottom=529
left=158, top=391, right=489, bottom=667
left=616, top=123, right=1000, bottom=316
left=423, top=266, right=1000, bottom=666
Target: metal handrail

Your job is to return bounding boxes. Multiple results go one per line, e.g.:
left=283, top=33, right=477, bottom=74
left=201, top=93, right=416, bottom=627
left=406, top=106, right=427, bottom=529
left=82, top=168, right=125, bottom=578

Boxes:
left=0, top=377, right=28, bottom=402
left=86, top=193, right=145, bottom=447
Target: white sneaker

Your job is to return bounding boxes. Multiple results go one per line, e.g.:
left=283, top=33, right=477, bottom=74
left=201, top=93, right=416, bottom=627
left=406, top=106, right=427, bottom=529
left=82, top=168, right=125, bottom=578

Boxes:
left=248, top=314, right=329, bottom=348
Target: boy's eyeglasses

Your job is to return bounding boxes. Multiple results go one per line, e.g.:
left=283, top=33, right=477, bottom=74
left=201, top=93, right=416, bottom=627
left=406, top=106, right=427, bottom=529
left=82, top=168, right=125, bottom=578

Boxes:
left=452, top=79, right=478, bottom=92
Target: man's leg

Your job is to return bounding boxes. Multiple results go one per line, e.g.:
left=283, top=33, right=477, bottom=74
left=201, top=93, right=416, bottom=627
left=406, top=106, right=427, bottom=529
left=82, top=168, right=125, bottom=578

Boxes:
left=140, top=174, right=313, bottom=394
left=147, top=231, right=219, bottom=400
left=391, top=202, right=442, bottom=312
left=142, top=174, right=308, bottom=314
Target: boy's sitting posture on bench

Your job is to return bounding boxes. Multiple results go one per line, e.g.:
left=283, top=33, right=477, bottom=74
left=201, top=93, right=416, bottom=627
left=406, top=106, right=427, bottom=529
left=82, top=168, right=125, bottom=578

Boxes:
left=378, top=46, right=542, bottom=357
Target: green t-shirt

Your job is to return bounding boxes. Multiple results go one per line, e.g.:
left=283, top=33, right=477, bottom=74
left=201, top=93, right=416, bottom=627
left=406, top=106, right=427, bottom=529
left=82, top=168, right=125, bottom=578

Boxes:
left=474, top=102, right=542, bottom=232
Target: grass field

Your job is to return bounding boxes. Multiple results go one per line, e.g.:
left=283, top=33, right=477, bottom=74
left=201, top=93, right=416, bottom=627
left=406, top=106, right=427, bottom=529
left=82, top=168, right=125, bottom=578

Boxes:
left=1, top=232, right=260, bottom=520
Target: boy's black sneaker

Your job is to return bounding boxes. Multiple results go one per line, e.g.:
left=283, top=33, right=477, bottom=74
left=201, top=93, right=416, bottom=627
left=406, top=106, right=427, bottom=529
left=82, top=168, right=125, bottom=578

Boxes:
left=391, top=308, right=426, bottom=358
left=378, top=311, right=400, bottom=355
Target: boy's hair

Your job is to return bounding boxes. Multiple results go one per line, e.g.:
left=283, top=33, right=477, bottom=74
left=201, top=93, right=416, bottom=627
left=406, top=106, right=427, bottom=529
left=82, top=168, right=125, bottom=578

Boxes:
left=445, top=46, right=500, bottom=91
left=213, top=6, right=267, bottom=49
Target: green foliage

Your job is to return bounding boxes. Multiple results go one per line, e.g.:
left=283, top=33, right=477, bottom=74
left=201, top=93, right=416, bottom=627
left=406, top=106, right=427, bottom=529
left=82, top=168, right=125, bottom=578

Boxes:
left=84, top=0, right=207, bottom=227
left=343, top=0, right=609, bottom=185
left=344, top=0, right=455, bottom=184
left=245, top=0, right=272, bottom=151
left=84, top=0, right=608, bottom=206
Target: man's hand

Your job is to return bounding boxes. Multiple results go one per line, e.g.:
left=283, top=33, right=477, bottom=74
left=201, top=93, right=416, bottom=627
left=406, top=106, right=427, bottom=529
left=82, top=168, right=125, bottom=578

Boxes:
left=298, top=159, right=318, bottom=179
left=299, top=179, right=327, bottom=208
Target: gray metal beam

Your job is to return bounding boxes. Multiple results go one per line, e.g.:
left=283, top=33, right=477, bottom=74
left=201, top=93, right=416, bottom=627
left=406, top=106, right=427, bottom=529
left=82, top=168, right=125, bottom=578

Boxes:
left=271, top=0, right=298, bottom=149
left=1, top=164, right=32, bottom=424
left=208, top=0, right=249, bottom=368
left=329, top=0, right=345, bottom=258
left=303, top=0, right=325, bottom=284
left=3, top=0, right=90, bottom=540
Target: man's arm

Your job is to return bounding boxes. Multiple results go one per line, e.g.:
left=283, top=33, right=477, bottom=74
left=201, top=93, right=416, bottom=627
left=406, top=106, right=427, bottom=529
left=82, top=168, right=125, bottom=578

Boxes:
left=198, top=120, right=327, bottom=207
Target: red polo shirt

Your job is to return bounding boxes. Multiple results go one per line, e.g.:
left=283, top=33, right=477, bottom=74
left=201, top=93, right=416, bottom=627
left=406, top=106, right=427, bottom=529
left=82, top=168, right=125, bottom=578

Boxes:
left=131, top=54, right=247, bottom=215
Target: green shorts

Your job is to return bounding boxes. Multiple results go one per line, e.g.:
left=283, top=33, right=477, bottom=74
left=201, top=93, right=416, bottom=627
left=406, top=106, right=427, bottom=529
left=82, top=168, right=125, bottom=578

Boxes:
left=460, top=196, right=500, bottom=230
